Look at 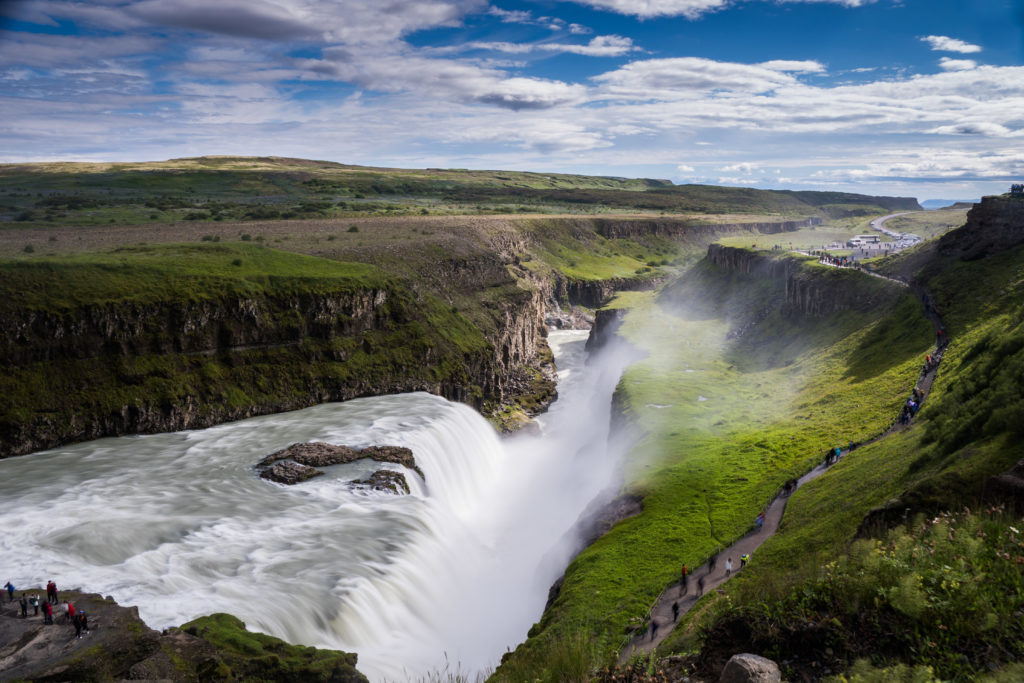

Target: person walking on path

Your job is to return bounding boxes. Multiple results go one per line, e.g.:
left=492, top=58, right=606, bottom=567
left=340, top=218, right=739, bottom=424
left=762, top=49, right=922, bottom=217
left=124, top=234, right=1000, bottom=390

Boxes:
left=697, top=574, right=706, bottom=597
left=672, top=601, right=679, bottom=622
left=708, top=553, right=717, bottom=573
left=42, top=601, right=53, bottom=625
left=19, top=594, right=28, bottom=617
left=46, top=580, right=58, bottom=605
left=725, top=557, right=733, bottom=576
left=30, top=593, right=39, bottom=615
left=66, top=601, right=76, bottom=624
left=5, top=581, right=14, bottom=602
left=649, top=618, right=658, bottom=641
left=73, top=613, right=83, bottom=639
left=80, top=610, right=89, bottom=635
left=740, top=553, right=750, bottom=569
left=680, top=564, right=688, bottom=595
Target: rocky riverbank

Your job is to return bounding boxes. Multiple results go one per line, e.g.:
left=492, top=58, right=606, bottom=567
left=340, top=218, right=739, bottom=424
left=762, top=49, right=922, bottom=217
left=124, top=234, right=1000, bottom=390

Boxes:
left=0, top=588, right=367, bottom=682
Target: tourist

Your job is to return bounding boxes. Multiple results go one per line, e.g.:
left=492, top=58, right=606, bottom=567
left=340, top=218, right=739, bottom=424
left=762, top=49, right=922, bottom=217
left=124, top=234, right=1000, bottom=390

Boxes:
left=680, top=564, right=688, bottom=595
left=4, top=581, right=14, bottom=602
left=725, top=557, right=733, bottom=576
left=708, top=553, right=717, bottom=572
left=740, top=553, right=750, bottom=569
left=650, top=617, right=658, bottom=641
left=79, top=610, right=89, bottom=635
left=755, top=511, right=764, bottom=531
left=19, top=593, right=28, bottom=617
left=42, top=601, right=53, bottom=625
left=697, top=574, right=706, bottom=596
left=29, top=593, right=39, bottom=615
left=46, top=580, right=58, bottom=604
left=73, top=613, right=83, bottom=639
left=672, top=601, right=680, bottom=621
left=67, top=601, right=76, bottom=624
left=60, top=601, right=70, bottom=623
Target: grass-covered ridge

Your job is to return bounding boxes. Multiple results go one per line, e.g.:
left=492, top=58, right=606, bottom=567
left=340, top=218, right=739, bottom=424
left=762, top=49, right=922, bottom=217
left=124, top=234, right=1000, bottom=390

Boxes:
left=646, top=225, right=1024, bottom=680
left=181, top=613, right=368, bottom=682
left=0, top=155, right=917, bottom=226
left=0, top=242, right=386, bottom=312
left=493, top=248, right=932, bottom=680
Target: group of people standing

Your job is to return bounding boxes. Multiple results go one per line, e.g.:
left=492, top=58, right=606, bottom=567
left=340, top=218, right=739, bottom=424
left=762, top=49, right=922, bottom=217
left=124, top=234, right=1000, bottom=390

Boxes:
left=4, top=578, right=90, bottom=638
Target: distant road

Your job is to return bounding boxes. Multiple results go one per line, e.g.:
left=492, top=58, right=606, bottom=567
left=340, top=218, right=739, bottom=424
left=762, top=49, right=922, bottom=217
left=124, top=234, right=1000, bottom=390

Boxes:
left=870, top=212, right=914, bottom=238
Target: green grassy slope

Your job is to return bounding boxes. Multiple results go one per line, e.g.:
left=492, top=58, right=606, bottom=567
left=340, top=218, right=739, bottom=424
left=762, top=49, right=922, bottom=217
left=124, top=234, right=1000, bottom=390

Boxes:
left=650, top=234, right=1024, bottom=680
left=493, top=250, right=933, bottom=680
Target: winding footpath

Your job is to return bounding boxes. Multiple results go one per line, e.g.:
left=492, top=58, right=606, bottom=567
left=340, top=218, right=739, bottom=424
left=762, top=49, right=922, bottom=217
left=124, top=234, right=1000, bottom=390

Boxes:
left=619, top=284, right=947, bottom=663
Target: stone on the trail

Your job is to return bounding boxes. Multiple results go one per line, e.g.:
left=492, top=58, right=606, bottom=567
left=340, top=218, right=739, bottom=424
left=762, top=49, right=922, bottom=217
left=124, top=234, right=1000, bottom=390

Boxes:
left=720, top=653, right=781, bottom=683
left=260, top=460, right=323, bottom=485
left=350, top=470, right=410, bottom=495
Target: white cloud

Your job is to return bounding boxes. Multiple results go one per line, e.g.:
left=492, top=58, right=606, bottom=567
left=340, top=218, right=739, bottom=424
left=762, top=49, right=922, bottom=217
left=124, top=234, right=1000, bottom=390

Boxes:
left=453, top=35, right=638, bottom=57
left=564, top=0, right=873, bottom=19
left=722, top=161, right=757, bottom=173
left=676, top=164, right=695, bottom=172
left=592, top=57, right=807, bottom=99
left=938, top=57, right=977, bottom=72
left=921, top=35, right=983, bottom=54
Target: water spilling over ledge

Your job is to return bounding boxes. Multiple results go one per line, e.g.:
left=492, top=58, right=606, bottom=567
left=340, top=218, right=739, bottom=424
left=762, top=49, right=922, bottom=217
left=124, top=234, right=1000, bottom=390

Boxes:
left=0, top=329, right=635, bottom=680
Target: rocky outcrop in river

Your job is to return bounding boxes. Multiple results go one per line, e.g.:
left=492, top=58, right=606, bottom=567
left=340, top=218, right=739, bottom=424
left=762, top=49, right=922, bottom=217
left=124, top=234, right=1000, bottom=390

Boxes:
left=257, top=442, right=423, bottom=486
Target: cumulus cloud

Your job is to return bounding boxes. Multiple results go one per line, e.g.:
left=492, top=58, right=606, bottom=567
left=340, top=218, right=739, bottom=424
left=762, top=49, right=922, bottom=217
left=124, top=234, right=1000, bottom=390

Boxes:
left=564, top=0, right=873, bottom=19
left=455, top=35, right=638, bottom=57
left=722, top=161, right=757, bottom=172
left=592, top=57, right=809, bottom=99
left=938, top=57, right=977, bottom=72
left=921, top=35, right=983, bottom=54
left=676, top=164, right=695, bottom=172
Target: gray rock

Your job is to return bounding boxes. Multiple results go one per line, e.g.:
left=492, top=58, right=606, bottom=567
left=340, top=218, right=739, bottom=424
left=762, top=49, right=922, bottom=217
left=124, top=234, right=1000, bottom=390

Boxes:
left=720, top=653, right=781, bottom=683
left=259, top=460, right=323, bottom=485
left=350, top=470, right=410, bottom=495
left=257, top=442, right=424, bottom=481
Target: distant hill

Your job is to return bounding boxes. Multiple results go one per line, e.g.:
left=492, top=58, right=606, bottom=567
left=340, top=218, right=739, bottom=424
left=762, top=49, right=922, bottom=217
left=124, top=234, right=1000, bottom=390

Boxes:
left=921, top=199, right=979, bottom=210
left=0, top=156, right=919, bottom=226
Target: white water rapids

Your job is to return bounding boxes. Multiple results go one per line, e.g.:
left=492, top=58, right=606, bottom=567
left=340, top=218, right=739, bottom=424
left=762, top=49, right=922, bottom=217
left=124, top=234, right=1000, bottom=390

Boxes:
left=0, top=330, right=632, bottom=680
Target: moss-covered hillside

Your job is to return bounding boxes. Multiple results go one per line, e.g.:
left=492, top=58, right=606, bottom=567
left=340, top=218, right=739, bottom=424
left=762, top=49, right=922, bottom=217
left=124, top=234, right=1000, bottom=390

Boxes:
left=494, top=199, right=1024, bottom=682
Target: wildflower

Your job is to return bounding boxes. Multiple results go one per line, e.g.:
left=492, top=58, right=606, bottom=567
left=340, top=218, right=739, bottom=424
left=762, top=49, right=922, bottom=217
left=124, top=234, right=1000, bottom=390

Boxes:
left=1010, top=526, right=1019, bottom=534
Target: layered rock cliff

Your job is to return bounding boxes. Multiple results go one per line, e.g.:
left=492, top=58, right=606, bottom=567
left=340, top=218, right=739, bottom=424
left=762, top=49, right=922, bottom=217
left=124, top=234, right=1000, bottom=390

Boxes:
left=702, top=244, right=902, bottom=317
left=938, top=195, right=1024, bottom=260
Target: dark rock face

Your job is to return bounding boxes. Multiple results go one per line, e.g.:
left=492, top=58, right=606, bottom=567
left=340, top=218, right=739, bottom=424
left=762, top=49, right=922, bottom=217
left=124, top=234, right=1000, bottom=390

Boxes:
left=260, top=460, right=323, bottom=485
left=938, top=196, right=1024, bottom=260
left=256, top=442, right=423, bottom=484
left=351, top=470, right=411, bottom=495
left=585, top=308, right=627, bottom=352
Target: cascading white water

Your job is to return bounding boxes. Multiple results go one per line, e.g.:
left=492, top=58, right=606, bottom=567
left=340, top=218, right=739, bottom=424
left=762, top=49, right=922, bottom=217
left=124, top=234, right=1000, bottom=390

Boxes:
left=0, top=330, right=631, bottom=680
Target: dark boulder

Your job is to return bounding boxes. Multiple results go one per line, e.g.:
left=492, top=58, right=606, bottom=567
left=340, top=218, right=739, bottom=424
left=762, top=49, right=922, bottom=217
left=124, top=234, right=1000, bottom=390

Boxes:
left=351, top=470, right=411, bottom=495
left=256, top=442, right=423, bottom=484
left=259, top=460, right=323, bottom=485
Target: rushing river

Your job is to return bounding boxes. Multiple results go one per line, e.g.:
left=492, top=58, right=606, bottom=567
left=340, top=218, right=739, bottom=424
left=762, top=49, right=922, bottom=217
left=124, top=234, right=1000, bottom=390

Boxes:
left=0, top=330, right=631, bottom=680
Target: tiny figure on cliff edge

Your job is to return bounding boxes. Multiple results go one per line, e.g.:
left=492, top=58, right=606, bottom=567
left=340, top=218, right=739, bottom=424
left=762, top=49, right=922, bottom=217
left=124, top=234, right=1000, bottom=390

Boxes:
left=5, top=581, right=14, bottom=602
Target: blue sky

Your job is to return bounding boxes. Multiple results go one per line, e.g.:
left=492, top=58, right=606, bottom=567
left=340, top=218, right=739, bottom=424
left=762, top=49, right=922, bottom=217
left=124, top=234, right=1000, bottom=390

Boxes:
left=1, top=0, right=1022, bottom=201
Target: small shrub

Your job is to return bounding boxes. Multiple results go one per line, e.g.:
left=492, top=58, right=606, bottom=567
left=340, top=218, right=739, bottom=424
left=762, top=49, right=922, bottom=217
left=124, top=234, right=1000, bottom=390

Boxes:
left=240, top=234, right=252, bottom=241
left=327, top=235, right=336, bottom=241
left=231, top=258, right=243, bottom=266
left=348, top=225, right=359, bottom=233
left=22, top=244, right=34, bottom=253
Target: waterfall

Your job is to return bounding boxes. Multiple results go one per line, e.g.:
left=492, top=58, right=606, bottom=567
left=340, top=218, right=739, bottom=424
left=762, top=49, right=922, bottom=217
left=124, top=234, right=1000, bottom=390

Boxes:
left=0, top=330, right=632, bottom=681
